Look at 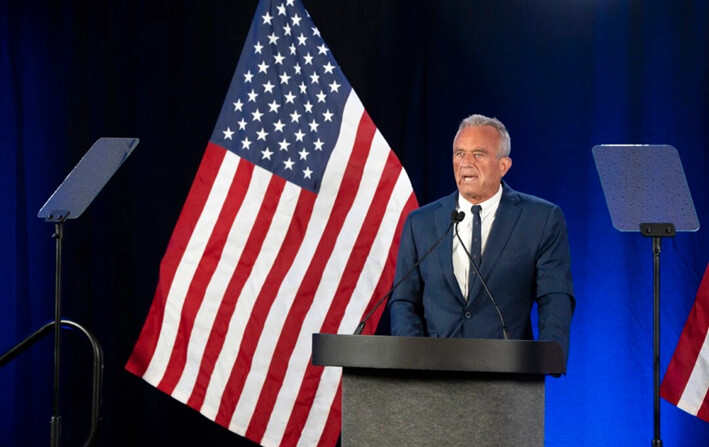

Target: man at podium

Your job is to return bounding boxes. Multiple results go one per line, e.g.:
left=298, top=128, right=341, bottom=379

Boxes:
left=388, top=114, right=575, bottom=360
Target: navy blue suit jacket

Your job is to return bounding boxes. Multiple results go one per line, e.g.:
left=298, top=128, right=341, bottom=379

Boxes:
left=388, top=182, right=575, bottom=359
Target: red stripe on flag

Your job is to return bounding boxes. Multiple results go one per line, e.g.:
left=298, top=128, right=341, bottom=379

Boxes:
left=126, top=143, right=226, bottom=377
left=242, top=112, right=377, bottom=441
left=157, top=155, right=255, bottom=394
left=210, top=189, right=317, bottom=426
left=186, top=173, right=287, bottom=410
left=281, top=191, right=417, bottom=446
left=661, top=263, right=709, bottom=406
left=699, top=393, right=709, bottom=422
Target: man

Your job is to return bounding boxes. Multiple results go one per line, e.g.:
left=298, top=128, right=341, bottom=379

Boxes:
left=388, top=114, right=575, bottom=360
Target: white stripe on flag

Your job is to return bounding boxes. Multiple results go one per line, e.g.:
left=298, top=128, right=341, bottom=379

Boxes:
left=677, top=330, right=709, bottom=415
left=227, top=92, right=365, bottom=434
left=143, top=151, right=240, bottom=385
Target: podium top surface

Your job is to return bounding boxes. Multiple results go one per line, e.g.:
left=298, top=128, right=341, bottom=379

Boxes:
left=312, top=334, right=566, bottom=375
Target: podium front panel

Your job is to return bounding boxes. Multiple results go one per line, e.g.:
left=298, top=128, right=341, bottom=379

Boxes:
left=342, top=368, right=544, bottom=447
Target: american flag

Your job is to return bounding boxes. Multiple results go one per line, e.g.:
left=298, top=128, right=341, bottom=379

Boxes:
left=661, top=262, right=709, bottom=423
left=126, top=0, right=417, bottom=446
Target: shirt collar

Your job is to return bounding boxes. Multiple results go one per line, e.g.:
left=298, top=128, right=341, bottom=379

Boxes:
left=457, top=184, right=503, bottom=218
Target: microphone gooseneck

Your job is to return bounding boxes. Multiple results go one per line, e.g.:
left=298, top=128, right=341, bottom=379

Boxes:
left=454, top=215, right=510, bottom=340
left=353, top=210, right=462, bottom=335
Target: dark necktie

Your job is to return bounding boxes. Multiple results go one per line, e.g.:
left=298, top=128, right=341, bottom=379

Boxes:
left=470, top=205, right=482, bottom=269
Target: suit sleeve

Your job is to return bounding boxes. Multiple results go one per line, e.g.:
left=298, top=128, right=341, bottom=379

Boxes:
left=535, top=205, right=575, bottom=360
left=388, top=214, right=426, bottom=336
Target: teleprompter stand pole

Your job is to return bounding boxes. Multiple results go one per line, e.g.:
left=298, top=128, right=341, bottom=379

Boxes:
left=51, top=220, right=65, bottom=447
left=641, top=222, right=676, bottom=447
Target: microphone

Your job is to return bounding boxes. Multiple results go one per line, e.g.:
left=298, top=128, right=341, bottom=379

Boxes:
left=353, top=210, right=462, bottom=335
left=454, top=212, right=510, bottom=340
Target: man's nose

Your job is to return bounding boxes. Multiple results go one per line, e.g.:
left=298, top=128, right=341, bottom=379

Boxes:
left=462, top=153, right=477, bottom=164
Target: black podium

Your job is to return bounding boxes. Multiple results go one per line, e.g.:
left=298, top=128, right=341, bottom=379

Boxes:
left=312, top=334, right=565, bottom=447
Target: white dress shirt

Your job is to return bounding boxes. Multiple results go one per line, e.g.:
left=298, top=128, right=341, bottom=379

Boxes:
left=453, top=185, right=503, bottom=300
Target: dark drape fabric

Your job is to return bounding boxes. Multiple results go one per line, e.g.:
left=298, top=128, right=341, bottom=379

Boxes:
left=1, top=1, right=708, bottom=446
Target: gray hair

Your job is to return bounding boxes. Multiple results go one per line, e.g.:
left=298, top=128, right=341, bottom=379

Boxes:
left=457, top=114, right=511, bottom=158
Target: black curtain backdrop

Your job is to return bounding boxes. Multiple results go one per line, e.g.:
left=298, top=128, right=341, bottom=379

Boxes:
left=2, top=1, right=708, bottom=446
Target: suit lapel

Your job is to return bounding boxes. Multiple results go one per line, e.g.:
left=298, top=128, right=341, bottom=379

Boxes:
left=434, top=192, right=466, bottom=304
left=468, top=182, right=522, bottom=304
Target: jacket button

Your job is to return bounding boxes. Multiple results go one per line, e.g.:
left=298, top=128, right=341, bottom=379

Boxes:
left=464, top=311, right=472, bottom=319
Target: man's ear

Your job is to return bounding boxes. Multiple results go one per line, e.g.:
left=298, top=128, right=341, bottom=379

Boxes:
left=499, top=157, right=512, bottom=177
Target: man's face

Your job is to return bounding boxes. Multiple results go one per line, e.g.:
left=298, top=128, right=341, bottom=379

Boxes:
left=452, top=125, right=512, bottom=204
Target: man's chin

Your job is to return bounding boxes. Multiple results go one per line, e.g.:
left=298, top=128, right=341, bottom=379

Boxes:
left=458, top=184, right=481, bottom=196
left=459, top=191, right=482, bottom=204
